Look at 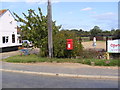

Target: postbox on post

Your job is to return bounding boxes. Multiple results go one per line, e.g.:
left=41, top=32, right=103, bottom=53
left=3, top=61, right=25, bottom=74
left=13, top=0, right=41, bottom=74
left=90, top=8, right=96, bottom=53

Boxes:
left=66, top=39, right=73, bottom=50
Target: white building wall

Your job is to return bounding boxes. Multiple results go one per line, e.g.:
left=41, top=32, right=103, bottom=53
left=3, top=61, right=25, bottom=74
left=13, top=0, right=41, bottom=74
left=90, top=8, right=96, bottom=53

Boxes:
left=0, top=32, right=2, bottom=46
left=0, top=10, right=21, bottom=48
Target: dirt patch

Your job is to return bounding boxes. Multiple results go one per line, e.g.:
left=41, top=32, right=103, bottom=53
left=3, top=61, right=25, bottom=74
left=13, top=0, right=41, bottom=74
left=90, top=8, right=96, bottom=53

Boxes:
left=82, top=41, right=106, bottom=50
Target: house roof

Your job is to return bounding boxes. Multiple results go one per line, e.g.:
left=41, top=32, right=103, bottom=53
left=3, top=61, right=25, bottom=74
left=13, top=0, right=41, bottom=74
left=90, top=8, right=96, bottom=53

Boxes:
left=0, top=9, right=7, bottom=16
left=0, top=9, right=16, bottom=20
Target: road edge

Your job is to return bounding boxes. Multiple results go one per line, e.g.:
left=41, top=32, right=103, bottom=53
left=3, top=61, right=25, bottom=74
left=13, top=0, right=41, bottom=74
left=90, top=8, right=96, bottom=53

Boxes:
left=0, top=69, right=118, bottom=80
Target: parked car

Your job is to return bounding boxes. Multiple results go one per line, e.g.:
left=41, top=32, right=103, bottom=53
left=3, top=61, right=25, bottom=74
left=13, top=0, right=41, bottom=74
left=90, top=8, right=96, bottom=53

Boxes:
left=22, top=40, right=33, bottom=47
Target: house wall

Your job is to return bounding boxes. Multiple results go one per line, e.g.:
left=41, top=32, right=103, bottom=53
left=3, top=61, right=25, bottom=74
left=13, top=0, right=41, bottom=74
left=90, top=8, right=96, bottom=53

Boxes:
left=0, top=10, right=21, bottom=48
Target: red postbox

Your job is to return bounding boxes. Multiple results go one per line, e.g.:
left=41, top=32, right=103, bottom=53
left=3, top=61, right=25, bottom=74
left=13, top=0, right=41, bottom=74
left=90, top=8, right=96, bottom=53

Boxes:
left=66, top=39, right=73, bottom=50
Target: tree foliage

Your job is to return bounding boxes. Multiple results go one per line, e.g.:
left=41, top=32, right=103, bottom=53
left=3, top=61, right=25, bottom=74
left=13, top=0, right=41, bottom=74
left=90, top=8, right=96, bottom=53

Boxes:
left=53, top=30, right=83, bottom=58
left=62, top=26, right=119, bottom=39
left=112, top=29, right=120, bottom=39
left=14, top=8, right=61, bottom=57
left=90, top=26, right=102, bottom=36
left=14, top=8, right=61, bottom=48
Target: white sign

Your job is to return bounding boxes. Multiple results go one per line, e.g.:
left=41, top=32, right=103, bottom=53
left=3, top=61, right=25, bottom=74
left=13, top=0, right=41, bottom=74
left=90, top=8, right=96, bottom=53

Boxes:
left=107, top=39, right=120, bottom=53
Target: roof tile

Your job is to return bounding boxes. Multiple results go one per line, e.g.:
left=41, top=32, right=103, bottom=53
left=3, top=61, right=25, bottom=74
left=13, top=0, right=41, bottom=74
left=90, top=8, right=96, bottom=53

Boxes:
left=0, top=9, right=7, bottom=16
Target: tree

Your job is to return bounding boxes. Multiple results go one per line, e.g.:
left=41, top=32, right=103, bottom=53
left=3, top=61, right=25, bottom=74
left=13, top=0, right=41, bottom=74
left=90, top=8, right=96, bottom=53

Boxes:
left=111, top=29, right=116, bottom=35
left=79, top=29, right=83, bottom=32
left=90, top=26, right=102, bottom=36
left=14, top=8, right=61, bottom=56
left=102, top=30, right=111, bottom=36
left=112, top=29, right=120, bottom=39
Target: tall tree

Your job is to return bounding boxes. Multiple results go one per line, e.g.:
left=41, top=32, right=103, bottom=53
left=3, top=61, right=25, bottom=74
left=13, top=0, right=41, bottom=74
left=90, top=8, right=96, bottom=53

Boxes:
left=112, top=29, right=120, bottom=39
left=90, top=26, right=102, bottom=36
left=14, top=8, right=61, bottom=56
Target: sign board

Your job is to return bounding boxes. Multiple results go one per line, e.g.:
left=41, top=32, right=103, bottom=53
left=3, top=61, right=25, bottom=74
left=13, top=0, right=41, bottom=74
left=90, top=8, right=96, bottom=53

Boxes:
left=107, top=39, right=120, bottom=53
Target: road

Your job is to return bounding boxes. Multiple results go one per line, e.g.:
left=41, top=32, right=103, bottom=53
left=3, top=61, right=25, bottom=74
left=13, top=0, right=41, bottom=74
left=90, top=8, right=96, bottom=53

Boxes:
left=2, top=71, right=118, bottom=88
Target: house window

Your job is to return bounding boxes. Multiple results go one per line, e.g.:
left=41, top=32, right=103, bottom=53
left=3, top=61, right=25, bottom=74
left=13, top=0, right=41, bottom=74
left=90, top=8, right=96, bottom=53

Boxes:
left=12, top=34, right=15, bottom=43
left=2, top=36, right=9, bottom=43
left=2, top=37, right=5, bottom=43
left=6, top=37, right=8, bottom=43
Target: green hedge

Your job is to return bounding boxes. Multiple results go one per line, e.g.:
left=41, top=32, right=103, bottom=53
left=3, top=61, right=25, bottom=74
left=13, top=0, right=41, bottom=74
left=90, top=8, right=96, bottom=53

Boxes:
left=53, top=30, right=83, bottom=58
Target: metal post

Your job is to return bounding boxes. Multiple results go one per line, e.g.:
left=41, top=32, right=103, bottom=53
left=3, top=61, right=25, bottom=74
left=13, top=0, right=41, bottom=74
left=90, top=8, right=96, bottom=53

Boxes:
left=47, top=0, right=53, bottom=58
left=106, top=37, right=108, bottom=52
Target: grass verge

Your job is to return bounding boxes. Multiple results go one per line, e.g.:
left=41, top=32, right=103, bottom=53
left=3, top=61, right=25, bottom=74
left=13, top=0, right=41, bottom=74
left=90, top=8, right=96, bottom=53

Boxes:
left=3, top=54, right=120, bottom=66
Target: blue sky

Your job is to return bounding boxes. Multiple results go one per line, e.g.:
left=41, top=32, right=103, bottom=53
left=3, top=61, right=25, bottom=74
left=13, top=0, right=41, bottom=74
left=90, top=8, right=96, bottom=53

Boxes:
left=0, top=1, right=119, bottom=31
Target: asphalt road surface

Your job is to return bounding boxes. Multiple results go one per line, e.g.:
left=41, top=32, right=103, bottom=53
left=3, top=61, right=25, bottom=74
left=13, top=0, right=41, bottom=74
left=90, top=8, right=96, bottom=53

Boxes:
left=2, top=71, right=118, bottom=88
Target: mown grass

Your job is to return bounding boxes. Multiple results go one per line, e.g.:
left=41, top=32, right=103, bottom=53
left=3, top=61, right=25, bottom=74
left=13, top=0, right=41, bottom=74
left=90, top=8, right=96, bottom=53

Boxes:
left=3, top=54, right=120, bottom=66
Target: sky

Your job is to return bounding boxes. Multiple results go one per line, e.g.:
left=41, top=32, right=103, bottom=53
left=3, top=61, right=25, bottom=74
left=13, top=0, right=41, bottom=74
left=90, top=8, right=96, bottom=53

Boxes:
left=0, top=0, right=119, bottom=31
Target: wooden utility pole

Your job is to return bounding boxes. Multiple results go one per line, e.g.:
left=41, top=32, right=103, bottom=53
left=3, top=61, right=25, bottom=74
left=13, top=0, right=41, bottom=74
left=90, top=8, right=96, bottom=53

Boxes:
left=47, top=0, right=53, bottom=58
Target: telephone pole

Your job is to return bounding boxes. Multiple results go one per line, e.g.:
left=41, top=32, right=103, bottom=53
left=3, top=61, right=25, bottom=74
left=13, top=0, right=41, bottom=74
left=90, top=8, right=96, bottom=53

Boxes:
left=47, top=0, right=53, bottom=58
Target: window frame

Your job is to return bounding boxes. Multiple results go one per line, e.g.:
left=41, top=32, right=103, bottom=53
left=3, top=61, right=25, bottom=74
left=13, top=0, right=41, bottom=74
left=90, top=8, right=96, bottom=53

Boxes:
left=12, top=34, right=15, bottom=43
left=2, top=36, right=9, bottom=44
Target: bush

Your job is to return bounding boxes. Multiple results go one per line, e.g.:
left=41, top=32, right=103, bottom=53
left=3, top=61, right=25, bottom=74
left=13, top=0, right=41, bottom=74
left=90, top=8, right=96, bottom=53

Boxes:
left=78, top=49, right=100, bottom=59
left=53, top=30, right=83, bottom=58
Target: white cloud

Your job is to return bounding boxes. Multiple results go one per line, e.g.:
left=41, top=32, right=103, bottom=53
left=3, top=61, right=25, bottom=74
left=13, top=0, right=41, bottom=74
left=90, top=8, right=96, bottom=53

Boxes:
left=25, top=0, right=46, bottom=4
left=25, top=0, right=60, bottom=4
left=92, top=12, right=118, bottom=30
left=93, top=12, right=117, bottom=20
left=1, top=0, right=119, bottom=2
left=0, top=0, right=60, bottom=3
left=81, top=7, right=92, bottom=11
left=52, top=0, right=60, bottom=3
left=1, top=0, right=21, bottom=2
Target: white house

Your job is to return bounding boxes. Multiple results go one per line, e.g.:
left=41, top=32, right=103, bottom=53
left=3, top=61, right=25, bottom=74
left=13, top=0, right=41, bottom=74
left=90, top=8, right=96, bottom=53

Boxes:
left=0, top=9, right=22, bottom=50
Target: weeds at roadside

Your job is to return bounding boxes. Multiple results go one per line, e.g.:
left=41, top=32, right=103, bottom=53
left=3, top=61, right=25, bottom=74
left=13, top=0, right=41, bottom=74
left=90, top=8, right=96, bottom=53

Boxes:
left=3, top=54, right=119, bottom=66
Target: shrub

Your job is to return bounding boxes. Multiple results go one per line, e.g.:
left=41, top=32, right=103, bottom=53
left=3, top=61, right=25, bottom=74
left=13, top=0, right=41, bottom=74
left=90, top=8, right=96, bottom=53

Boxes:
left=78, top=49, right=99, bottom=59
left=53, top=30, right=83, bottom=58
